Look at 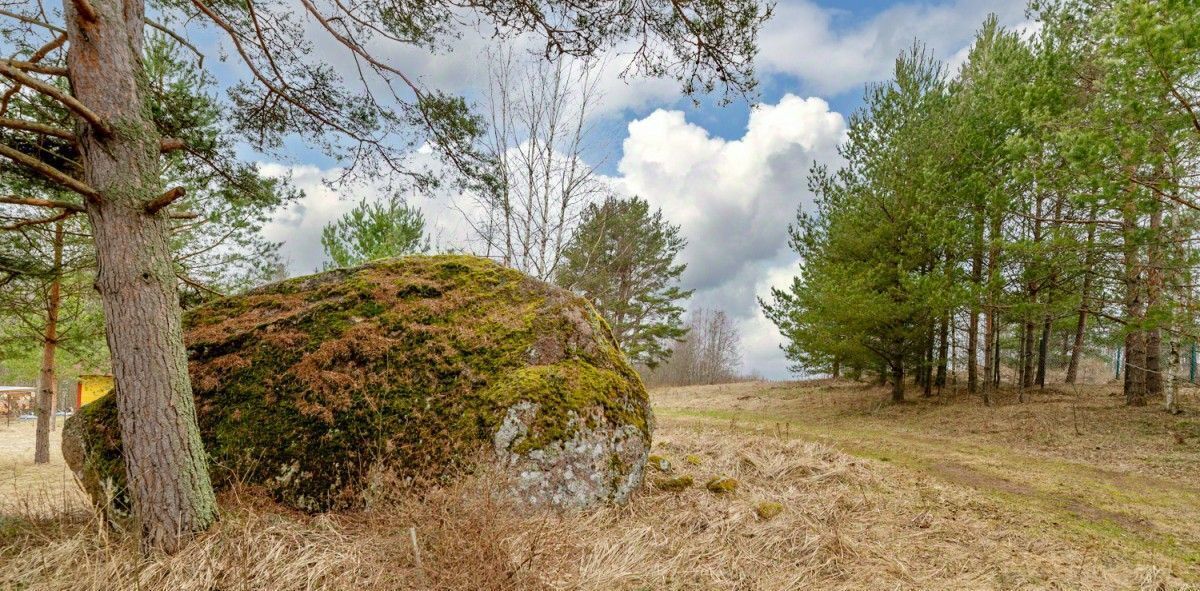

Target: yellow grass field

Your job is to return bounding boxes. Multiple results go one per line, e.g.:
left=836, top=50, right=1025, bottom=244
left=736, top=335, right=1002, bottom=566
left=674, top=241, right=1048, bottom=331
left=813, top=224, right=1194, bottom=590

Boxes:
left=1, top=381, right=1198, bottom=590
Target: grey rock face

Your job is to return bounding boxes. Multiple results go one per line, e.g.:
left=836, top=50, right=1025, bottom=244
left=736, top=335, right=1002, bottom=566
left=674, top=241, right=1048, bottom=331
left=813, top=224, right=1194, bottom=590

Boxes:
left=494, top=402, right=650, bottom=508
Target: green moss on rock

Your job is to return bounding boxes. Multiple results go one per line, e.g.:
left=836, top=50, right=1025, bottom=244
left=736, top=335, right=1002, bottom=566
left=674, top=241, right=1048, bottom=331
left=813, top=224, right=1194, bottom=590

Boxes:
left=647, top=455, right=672, bottom=473
left=653, top=475, right=693, bottom=492
left=754, top=501, right=784, bottom=520
left=63, top=255, right=652, bottom=513
left=685, top=454, right=703, bottom=466
left=705, top=476, right=738, bottom=494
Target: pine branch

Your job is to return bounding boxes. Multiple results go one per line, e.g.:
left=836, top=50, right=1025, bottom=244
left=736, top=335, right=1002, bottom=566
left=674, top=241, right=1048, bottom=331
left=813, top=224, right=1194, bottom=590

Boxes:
left=0, top=195, right=84, bottom=212
left=5, top=61, right=68, bottom=77
left=0, top=144, right=99, bottom=199
left=0, top=9, right=67, bottom=34
left=0, top=208, right=75, bottom=231
left=0, top=117, right=75, bottom=141
left=0, top=62, right=111, bottom=134
left=1, top=34, right=67, bottom=117
left=144, top=186, right=185, bottom=214
left=160, top=137, right=185, bottom=152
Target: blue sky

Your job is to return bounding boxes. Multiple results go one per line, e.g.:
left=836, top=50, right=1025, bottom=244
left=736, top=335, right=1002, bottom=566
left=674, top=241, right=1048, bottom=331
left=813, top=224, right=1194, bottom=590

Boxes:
left=237, top=0, right=1031, bottom=379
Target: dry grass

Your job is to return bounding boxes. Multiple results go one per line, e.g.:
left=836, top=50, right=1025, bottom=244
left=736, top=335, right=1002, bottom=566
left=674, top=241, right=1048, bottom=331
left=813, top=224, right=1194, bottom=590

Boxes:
left=2, top=411, right=1193, bottom=590
left=0, top=420, right=88, bottom=519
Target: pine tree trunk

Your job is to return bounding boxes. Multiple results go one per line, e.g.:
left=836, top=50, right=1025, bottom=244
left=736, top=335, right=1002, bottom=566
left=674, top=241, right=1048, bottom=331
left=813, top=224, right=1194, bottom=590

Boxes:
left=1121, top=189, right=1147, bottom=406
left=66, top=0, right=217, bottom=551
left=968, top=210, right=983, bottom=394
left=1145, top=201, right=1163, bottom=397
left=34, top=222, right=64, bottom=465
left=1166, top=332, right=1180, bottom=414
left=1036, top=316, right=1050, bottom=389
left=982, top=311, right=994, bottom=407
left=1066, top=217, right=1097, bottom=384
left=891, top=361, right=905, bottom=403
left=935, top=314, right=949, bottom=390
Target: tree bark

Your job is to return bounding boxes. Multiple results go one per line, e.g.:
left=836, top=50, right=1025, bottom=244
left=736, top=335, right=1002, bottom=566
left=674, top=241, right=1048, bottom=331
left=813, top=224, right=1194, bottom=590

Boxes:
left=891, top=360, right=905, bottom=403
left=1121, top=192, right=1147, bottom=406
left=1166, top=330, right=1181, bottom=414
left=66, top=0, right=217, bottom=551
left=1036, top=315, right=1050, bottom=389
left=1145, top=200, right=1163, bottom=397
left=34, top=221, right=64, bottom=464
left=982, top=310, right=994, bottom=407
left=935, top=313, right=949, bottom=391
left=1066, top=215, right=1097, bottom=384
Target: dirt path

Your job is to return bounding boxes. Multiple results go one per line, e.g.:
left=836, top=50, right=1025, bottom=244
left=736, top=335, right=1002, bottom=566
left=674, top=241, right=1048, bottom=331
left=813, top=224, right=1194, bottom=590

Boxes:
left=653, top=381, right=1200, bottom=582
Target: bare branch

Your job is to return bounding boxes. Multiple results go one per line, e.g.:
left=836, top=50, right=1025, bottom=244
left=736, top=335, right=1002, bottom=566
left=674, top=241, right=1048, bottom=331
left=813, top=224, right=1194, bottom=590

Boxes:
left=0, top=9, right=67, bottom=34
left=177, top=272, right=223, bottom=297
left=160, top=137, right=185, bottom=152
left=0, top=194, right=84, bottom=212
left=0, top=116, right=75, bottom=141
left=0, top=144, right=99, bottom=199
left=0, top=62, right=111, bottom=134
left=6, top=60, right=67, bottom=76
left=0, top=208, right=75, bottom=231
left=144, top=186, right=185, bottom=214
left=146, top=19, right=205, bottom=68
left=1, top=34, right=67, bottom=117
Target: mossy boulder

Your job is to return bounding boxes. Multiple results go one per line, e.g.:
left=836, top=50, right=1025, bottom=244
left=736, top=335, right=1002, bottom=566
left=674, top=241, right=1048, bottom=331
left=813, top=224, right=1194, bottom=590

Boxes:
left=63, top=255, right=652, bottom=513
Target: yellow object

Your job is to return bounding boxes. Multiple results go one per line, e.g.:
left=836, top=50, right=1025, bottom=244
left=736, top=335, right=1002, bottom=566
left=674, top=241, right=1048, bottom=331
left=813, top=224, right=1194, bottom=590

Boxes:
left=76, top=374, right=114, bottom=408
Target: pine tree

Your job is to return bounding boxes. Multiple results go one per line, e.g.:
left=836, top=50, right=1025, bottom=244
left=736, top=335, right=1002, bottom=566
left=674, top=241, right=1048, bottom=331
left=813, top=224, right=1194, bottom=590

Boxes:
left=321, top=196, right=429, bottom=269
left=556, top=196, right=691, bottom=368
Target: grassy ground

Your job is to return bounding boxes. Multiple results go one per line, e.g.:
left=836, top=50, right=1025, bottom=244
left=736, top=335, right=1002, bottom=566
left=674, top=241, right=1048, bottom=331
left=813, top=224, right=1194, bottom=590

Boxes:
left=655, top=380, right=1200, bottom=585
left=0, top=381, right=1196, bottom=590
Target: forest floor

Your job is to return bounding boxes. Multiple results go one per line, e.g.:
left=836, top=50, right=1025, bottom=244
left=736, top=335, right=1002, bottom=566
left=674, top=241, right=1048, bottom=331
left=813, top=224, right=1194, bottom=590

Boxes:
left=0, top=381, right=1197, bottom=590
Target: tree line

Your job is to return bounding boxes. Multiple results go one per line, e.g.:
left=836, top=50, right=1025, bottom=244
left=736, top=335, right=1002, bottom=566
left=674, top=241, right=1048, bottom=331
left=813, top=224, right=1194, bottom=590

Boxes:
left=764, top=1, right=1199, bottom=412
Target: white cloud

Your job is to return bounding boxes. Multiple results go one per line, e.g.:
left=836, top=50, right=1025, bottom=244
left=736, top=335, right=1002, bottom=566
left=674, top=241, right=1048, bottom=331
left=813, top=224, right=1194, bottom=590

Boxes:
left=759, top=0, right=1028, bottom=95
left=616, top=94, right=846, bottom=379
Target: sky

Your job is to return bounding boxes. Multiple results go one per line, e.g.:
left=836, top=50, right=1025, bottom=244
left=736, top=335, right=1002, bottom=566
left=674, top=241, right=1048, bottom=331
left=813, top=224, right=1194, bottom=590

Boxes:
left=247, top=0, right=1031, bottom=380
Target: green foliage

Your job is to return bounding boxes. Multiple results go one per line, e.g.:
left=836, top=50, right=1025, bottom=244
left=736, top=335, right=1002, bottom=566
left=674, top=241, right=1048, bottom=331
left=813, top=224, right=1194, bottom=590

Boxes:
left=320, top=196, right=429, bottom=270
left=766, top=2, right=1200, bottom=404
left=556, top=196, right=692, bottom=368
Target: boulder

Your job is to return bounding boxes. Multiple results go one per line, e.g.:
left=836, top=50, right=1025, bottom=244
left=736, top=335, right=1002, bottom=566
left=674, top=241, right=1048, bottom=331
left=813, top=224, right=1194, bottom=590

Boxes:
left=63, top=255, right=652, bottom=513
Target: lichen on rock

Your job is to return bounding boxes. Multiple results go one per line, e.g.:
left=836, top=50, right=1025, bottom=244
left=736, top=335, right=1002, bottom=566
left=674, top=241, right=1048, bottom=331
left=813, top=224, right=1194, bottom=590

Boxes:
left=63, top=255, right=652, bottom=513
left=647, top=454, right=672, bottom=473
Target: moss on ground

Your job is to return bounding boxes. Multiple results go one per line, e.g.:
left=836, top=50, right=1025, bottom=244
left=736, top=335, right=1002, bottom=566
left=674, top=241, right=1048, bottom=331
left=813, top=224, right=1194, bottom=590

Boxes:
left=705, top=476, right=738, bottom=494
left=653, top=475, right=693, bottom=492
left=65, top=255, right=650, bottom=512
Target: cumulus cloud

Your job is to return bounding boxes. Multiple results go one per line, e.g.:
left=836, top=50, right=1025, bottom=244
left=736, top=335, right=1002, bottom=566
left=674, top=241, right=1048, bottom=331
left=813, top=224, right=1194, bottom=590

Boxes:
left=759, top=0, right=1028, bottom=95
left=616, top=94, right=846, bottom=378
